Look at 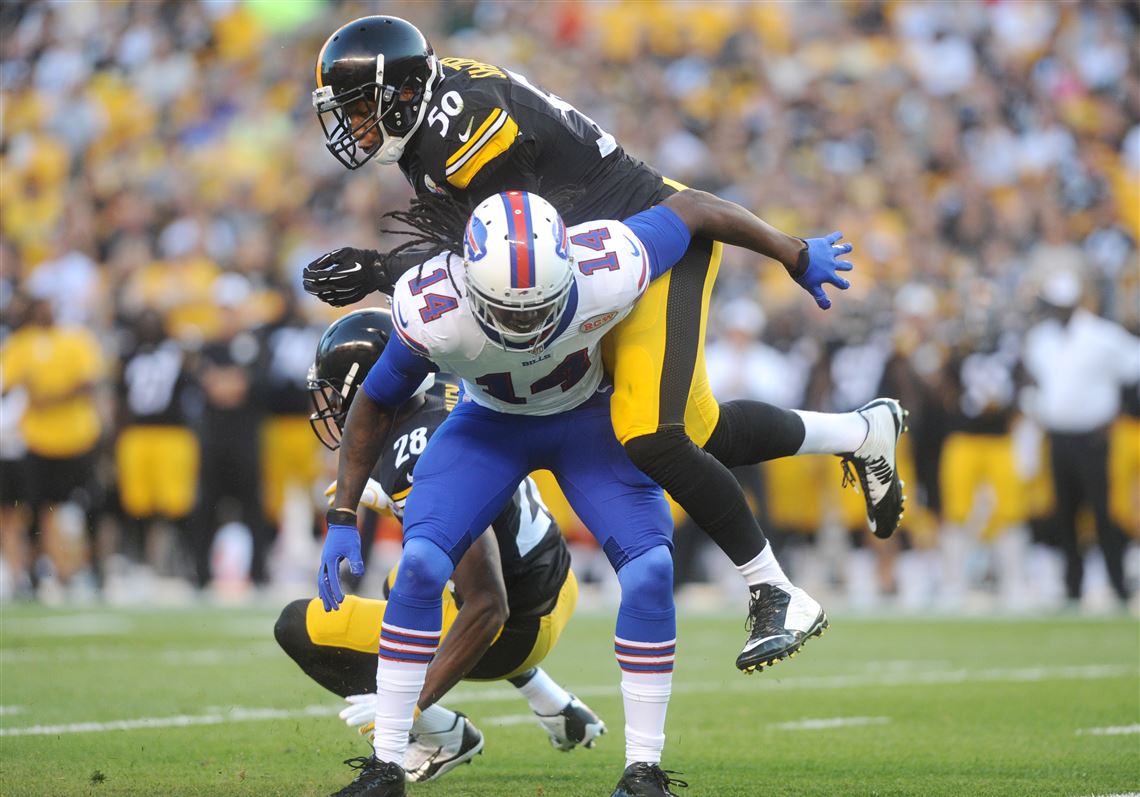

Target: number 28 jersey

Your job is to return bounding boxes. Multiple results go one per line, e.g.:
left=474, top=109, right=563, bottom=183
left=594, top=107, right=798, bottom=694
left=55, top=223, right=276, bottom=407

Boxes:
left=389, top=218, right=650, bottom=416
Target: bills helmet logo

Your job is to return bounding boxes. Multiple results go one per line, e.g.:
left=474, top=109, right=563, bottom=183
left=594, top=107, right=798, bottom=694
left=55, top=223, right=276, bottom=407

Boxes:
left=465, top=215, right=489, bottom=262
left=553, top=216, right=569, bottom=261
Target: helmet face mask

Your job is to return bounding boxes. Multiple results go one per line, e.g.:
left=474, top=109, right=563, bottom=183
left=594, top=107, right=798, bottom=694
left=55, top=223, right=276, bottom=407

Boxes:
left=463, top=191, right=574, bottom=354
left=307, top=309, right=391, bottom=451
left=307, top=360, right=362, bottom=451
left=307, top=307, right=435, bottom=450
left=313, top=16, right=439, bottom=169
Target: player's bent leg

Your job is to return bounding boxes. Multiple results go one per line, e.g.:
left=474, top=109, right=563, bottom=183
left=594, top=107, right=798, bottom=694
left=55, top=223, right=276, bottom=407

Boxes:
left=509, top=570, right=607, bottom=752
left=706, top=398, right=910, bottom=539
left=275, top=597, right=386, bottom=697
left=606, top=230, right=830, bottom=678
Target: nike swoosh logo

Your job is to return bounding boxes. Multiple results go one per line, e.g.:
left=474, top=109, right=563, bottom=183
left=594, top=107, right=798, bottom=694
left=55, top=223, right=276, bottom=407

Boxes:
left=624, top=234, right=641, bottom=257
left=396, top=304, right=410, bottom=329
left=457, top=117, right=475, bottom=142
left=741, top=634, right=791, bottom=652
left=340, top=262, right=362, bottom=274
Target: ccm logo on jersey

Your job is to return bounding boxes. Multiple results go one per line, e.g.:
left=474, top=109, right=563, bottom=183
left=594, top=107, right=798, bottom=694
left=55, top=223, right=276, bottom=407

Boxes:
left=580, top=311, right=618, bottom=333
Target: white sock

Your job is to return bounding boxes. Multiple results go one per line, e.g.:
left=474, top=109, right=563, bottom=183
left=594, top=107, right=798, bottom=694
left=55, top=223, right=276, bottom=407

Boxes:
left=793, top=410, right=869, bottom=455
left=620, top=668, right=672, bottom=767
left=736, top=543, right=792, bottom=590
left=373, top=622, right=439, bottom=765
left=515, top=667, right=572, bottom=716
left=412, top=703, right=458, bottom=736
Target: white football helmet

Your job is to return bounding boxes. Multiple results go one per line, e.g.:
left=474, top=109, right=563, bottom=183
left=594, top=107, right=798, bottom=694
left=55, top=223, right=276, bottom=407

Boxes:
left=462, top=191, right=574, bottom=352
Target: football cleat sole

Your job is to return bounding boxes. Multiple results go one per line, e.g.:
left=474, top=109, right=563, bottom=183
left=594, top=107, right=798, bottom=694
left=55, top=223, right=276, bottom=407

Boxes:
left=740, top=612, right=829, bottom=675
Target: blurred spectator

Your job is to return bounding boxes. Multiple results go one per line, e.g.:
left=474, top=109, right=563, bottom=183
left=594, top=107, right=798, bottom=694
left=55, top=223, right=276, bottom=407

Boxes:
left=0, top=295, right=106, bottom=593
left=256, top=284, right=324, bottom=531
left=1023, top=271, right=1140, bottom=606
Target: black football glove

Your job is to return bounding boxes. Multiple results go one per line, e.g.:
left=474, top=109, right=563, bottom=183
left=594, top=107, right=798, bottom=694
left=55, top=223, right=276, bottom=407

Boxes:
left=302, top=247, right=385, bottom=307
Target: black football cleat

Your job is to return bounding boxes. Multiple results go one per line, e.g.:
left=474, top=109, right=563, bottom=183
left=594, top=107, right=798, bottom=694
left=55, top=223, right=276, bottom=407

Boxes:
left=736, top=583, right=828, bottom=673
left=611, top=762, right=688, bottom=797
left=327, top=756, right=405, bottom=797
left=839, top=397, right=908, bottom=539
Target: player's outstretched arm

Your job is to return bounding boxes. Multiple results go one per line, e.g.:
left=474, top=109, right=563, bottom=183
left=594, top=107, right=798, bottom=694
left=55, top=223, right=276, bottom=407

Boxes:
left=418, top=530, right=509, bottom=711
left=302, top=245, right=439, bottom=304
left=317, top=389, right=397, bottom=612
left=662, top=189, right=854, bottom=310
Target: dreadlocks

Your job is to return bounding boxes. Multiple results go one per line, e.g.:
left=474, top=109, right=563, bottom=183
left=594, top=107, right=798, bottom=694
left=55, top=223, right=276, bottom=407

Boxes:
left=381, top=186, right=587, bottom=263
left=382, top=192, right=472, bottom=263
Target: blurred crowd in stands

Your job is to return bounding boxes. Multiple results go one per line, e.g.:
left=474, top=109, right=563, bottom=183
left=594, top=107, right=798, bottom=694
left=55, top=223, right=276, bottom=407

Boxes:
left=1, top=0, right=1137, bottom=611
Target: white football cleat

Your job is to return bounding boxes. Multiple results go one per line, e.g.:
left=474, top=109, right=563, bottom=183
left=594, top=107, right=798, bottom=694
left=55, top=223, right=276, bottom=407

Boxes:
left=535, top=694, right=606, bottom=751
left=405, top=711, right=484, bottom=782
left=840, top=397, right=908, bottom=539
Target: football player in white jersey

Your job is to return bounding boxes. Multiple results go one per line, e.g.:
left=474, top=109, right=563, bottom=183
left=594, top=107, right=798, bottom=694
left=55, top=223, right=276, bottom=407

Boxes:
left=316, top=188, right=848, bottom=797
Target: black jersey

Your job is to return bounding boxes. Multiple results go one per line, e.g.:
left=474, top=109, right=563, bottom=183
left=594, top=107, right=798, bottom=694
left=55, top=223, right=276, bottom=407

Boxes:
left=119, top=339, right=193, bottom=426
left=399, top=57, right=670, bottom=226
left=377, top=378, right=570, bottom=619
left=945, top=336, right=1021, bottom=435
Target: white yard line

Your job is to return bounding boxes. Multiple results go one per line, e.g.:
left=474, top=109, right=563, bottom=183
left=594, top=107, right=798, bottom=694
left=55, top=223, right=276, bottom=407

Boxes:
left=1, top=664, right=1135, bottom=738
left=0, top=705, right=339, bottom=737
left=0, top=706, right=25, bottom=715
left=2, top=615, right=132, bottom=636
left=771, top=716, right=890, bottom=731
left=1076, top=725, right=1140, bottom=737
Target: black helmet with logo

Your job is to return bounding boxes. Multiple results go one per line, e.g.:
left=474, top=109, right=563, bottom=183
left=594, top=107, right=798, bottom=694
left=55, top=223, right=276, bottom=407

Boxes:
left=312, top=16, right=440, bottom=169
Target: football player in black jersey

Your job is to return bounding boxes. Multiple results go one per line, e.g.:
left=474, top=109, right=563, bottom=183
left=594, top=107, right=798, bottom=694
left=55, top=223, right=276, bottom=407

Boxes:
left=274, top=309, right=604, bottom=784
left=303, top=18, right=908, bottom=699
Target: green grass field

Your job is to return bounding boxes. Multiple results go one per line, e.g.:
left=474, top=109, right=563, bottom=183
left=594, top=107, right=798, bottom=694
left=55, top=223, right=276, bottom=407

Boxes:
left=1, top=604, right=1137, bottom=797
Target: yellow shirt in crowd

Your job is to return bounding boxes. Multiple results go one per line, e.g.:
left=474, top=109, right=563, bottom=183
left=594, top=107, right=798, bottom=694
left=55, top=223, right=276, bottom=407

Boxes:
left=1, top=325, right=104, bottom=458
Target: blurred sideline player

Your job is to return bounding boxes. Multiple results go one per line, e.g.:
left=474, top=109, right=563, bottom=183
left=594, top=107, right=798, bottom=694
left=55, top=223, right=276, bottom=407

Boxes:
left=114, top=309, right=198, bottom=570
left=275, top=308, right=604, bottom=784
left=936, top=319, right=1033, bottom=611
left=0, top=296, right=106, bottom=591
left=302, top=15, right=907, bottom=669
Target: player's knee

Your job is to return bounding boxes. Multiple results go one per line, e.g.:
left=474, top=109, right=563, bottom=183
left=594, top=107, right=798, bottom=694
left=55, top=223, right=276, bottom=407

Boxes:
left=274, top=599, right=312, bottom=660
left=624, top=427, right=692, bottom=477
left=617, top=545, right=674, bottom=610
left=392, top=537, right=453, bottom=602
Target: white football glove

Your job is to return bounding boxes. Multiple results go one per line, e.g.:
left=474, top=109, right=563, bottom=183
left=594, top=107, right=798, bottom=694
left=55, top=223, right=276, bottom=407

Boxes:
left=325, top=478, right=390, bottom=514
left=339, top=693, right=378, bottom=732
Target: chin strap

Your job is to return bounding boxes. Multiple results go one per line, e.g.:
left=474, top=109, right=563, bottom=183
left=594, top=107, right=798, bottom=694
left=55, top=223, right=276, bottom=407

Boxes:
left=374, top=57, right=440, bottom=166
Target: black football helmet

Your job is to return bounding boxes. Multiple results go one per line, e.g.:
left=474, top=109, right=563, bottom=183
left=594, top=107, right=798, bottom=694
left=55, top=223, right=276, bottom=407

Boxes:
left=308, top=308, right=395, bottom=450
left=313, top=15, right=441, bottom=169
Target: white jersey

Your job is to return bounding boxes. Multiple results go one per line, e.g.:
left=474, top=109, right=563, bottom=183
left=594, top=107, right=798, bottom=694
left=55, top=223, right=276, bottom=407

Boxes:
left=390, top=218, right=650, bottom=415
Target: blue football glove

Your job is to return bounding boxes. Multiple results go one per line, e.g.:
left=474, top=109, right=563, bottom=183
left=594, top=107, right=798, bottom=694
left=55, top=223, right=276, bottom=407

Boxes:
left=318, top=517, right=364, bottom=612
left=790, top=231, right=854, bottom=310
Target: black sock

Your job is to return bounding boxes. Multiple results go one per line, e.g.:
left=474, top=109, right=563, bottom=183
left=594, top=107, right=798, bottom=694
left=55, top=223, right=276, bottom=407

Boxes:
left=703, top=400, right=806, bottom=468
left=507, top=668, right=538, bottom=688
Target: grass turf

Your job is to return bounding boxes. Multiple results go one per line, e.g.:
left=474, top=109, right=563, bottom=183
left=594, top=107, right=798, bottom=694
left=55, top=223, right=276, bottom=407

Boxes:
left=1, top=605, right=1137, bottom=796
